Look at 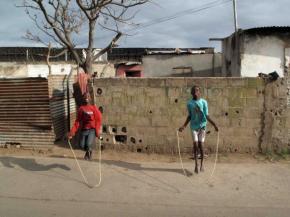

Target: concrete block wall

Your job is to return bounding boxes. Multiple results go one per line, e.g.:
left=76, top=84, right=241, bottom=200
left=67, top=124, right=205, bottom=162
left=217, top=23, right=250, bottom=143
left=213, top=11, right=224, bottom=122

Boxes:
left=92, top=77, right=290, bottom=154
left=261, top=76, right=290, bottom=153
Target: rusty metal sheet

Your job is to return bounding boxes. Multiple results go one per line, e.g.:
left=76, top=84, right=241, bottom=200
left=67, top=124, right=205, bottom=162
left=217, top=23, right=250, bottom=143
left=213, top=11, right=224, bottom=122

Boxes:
left=0, top=77, right=54, bottom=146
left=48, top=75, right=76, bottom=141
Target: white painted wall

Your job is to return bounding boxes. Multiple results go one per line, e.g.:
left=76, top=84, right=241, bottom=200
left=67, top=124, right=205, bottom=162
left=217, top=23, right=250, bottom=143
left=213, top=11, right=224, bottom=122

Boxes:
left=142, top=53, right=221, bottom=77
left=285, top=47, right=290, bottom=68
left=241, top=36, right=285, bottom=77
left=0, top=62, right=115, bottom=78
left=27, top=64, right=72, bottom=77
left=92, top=63, right=115, bottom=77
left=0, top=62, right=27, bottom=78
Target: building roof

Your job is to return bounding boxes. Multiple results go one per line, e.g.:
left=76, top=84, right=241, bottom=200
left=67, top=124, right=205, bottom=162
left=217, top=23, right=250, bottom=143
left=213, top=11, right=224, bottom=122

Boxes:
left=243, top=26, right=290, bottom=35
left=145, top=48, right=213, bottom=55
left=211, top=26, right=290, bottom=41
left=0, top=47, right=81, bottom=62
left=107, top=47, right=214, bottom=62
left=0, top=46, right=215, bottom=63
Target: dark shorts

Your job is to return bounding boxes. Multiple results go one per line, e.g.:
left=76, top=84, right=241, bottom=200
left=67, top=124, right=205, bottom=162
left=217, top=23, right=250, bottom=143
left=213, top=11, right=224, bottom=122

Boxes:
left=80, top=129, right=95, bottom=151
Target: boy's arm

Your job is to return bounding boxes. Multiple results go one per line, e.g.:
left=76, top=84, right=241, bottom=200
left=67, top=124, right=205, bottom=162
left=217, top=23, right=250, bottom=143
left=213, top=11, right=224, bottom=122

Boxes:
left=94, top=106, right=102, bottom=138
left=68, top=108, right=82, bottom=139
left=179, top=115, right=191, bottom=132
left=179, top=102, right=191, bottom=132
left=206, top=115, right=219, bottom=132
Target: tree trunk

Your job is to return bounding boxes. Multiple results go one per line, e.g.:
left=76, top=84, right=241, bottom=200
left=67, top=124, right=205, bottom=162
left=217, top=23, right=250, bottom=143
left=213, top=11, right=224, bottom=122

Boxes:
left=79, top=50, right=92, bottom=74
left=84, top=51, right=93, bottom=74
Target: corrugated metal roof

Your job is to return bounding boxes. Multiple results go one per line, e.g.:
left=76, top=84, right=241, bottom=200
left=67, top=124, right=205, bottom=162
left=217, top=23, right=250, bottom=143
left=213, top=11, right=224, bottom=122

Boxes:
left=145, top=48, right=209, bottom=55
left=107, top=47, right=214, bottom=62
left=243, top=26, right=290, bottom=35
left=0, top=47, right=82, bottom=62
left=0, top=77, right=55, bottom=146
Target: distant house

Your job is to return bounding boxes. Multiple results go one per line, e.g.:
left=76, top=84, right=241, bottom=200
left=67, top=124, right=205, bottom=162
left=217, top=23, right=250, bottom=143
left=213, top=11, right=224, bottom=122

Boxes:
left=0, top=47, right=114, bottom=78
left=142, top=48, right=221, bottom=77
left=217, top=26, right=290, bottom=77
left=108, top=47, right=222, bottom=77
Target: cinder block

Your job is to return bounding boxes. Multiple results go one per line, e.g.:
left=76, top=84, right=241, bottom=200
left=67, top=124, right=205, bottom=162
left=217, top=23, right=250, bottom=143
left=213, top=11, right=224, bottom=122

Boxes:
left=100, top=134, right=115, bottom=145
left=247, top=78, right=264, bottom=88
left=144, top=88, right=165, bottom=97
left=127, top=78, right=148, bottom=87
left=185, top=78, right=205, bottom=88
left=168, top=87, right=182, bottom=98
left=151, top=116, right=170, bottom=127
left=112, top=91, right=123, bottom=98
left=244, top=88, right=258, bottom=98
left=203, top=78, right=224, bottom=88
left=135, top=117, right=151, bottom=127
left=207, top=88, right=223, bottom=99
left=228, top=107, right=244, bottom=118
left=244, top=109, right=262, bottom=119
left=246, top=98, right=263, bottom=109
left=227, top=78, right=247, bottom=87
left=166, top=78, right=186, bottom=88
left=245, top=118, right=262, bottom=128
left=229, top=118, right=247, bottom=127
left=147, top=78, right=166, bottom=87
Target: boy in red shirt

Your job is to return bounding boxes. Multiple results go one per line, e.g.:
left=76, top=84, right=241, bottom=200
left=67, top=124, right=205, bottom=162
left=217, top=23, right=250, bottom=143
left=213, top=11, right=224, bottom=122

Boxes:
left=68, top=93, right=102, bottom=160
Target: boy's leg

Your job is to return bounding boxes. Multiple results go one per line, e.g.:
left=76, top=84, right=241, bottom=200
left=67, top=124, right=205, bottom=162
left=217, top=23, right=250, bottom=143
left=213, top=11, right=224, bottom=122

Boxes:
left=84, top=135, right=89, bottom=160
left=86, top=129, right=96, bottom=160
left=191, top=130, right=199, bottom=173
left=193, top=142, right=198, bottom=173
left=198, top=141, right=204, bottom=172
left=198, top=129, right=206, bottom=172
left=81, top=130, right=90, bottom=160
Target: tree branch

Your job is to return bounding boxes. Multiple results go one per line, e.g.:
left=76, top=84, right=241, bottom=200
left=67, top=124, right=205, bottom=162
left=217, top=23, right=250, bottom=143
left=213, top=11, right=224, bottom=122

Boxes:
left=93, top=31, right=122, bottom=61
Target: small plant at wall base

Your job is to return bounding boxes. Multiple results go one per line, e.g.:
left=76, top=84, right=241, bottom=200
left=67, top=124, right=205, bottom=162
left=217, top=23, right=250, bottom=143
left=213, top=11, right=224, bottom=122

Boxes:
left=20, top=0, right=150, bottom=75
left=263, top=149, right=290, bottom=161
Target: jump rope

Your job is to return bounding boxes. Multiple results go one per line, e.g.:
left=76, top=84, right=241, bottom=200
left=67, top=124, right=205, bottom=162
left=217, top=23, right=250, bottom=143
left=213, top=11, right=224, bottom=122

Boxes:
left=176, top=130, right=220, bottom=185
left=67, top=129, right=219, bottom=188
left=67, top=138, right=102, bottom=188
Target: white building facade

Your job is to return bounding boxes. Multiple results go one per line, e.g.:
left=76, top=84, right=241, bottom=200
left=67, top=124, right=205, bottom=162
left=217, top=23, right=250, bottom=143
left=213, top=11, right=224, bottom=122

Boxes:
left=221, top=27, right=290, bottom=77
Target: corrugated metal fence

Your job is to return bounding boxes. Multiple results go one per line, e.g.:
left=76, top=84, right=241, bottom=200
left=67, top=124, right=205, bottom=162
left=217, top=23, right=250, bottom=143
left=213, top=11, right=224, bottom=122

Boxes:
left=48, top=75, right=76, bottom=141
left=0, top=77, right=55, bottom=146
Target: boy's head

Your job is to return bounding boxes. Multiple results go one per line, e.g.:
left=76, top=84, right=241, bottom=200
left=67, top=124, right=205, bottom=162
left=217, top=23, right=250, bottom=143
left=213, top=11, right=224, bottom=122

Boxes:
left=191, top=85, right=201, bottom=99
left=82, top=92, right=90, bottom=105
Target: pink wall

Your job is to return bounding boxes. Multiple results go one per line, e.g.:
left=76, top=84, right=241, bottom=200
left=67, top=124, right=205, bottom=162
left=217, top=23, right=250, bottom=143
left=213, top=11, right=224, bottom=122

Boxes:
left=116, top=64, right=143, bottom=77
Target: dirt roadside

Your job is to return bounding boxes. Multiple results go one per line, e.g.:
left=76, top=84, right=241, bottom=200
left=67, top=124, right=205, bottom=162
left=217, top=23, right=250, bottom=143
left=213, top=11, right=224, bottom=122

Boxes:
left=0, top=145, right=289, bottom=164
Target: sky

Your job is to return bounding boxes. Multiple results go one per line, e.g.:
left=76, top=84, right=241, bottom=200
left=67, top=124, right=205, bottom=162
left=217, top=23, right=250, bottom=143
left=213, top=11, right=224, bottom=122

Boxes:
left=0, top=0, right=289, bottom=51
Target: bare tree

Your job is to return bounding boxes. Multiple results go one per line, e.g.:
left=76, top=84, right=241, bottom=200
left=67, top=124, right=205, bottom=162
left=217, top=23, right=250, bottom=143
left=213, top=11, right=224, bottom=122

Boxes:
left=21, top=0, right=149, bottom=74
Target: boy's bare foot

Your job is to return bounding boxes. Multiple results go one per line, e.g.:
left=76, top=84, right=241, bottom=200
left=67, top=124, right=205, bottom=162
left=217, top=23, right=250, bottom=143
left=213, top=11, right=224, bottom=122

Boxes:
left=194, top=167, right=199, bottom=174
left=84, top=151, right=89, bottom=160
left=200, top=167, right=204, bottom=172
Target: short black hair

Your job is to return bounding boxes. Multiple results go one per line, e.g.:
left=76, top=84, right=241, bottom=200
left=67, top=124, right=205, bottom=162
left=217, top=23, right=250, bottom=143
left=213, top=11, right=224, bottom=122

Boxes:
left=191, top=85, right=200, bottom=93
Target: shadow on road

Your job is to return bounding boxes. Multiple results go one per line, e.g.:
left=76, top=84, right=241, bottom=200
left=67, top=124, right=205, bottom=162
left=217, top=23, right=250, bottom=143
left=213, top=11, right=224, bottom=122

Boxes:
left=0, top=156, right=71, bottom=171
left=103, top=160, right=193, bottom=176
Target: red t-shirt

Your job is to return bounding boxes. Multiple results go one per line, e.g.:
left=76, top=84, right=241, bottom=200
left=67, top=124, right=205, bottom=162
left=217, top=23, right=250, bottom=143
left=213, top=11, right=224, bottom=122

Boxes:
left=70, top=104, right=102, bottom=137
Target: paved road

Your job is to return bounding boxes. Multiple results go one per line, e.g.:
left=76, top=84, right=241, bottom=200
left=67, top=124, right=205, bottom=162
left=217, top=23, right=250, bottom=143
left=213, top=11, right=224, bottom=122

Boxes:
left=0, top=155, right=290, bottom=217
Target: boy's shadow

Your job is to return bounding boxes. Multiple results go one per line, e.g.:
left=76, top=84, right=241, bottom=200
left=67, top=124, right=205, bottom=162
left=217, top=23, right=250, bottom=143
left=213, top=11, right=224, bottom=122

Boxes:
left=103, top=160, right=193, bottom=176
left=0, top=156, right=71, bottom=171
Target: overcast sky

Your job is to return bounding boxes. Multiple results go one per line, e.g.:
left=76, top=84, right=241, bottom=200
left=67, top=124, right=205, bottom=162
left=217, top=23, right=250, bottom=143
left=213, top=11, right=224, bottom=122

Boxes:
left=0, top=0, right=289, bottom=51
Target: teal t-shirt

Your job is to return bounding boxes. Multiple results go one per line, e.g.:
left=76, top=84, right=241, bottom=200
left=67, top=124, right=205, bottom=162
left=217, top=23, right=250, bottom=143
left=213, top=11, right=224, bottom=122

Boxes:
left=187, top=98, right=208, bottom=130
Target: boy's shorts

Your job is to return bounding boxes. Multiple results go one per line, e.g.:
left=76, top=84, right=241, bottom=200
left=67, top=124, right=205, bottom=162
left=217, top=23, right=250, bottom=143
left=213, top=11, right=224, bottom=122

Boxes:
left=191, top=128, right=206, bottom=143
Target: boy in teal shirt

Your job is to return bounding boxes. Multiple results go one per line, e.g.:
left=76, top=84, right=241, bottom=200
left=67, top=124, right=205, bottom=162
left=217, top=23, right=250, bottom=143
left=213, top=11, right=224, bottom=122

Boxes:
left=179, top=86, right=218, bottom=174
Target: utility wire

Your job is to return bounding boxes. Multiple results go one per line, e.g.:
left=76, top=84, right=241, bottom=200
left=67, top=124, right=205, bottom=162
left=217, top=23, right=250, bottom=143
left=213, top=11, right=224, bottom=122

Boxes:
left=94, top=0, right=231, bottom=40
left=131, top=0, right=231, bottom=31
